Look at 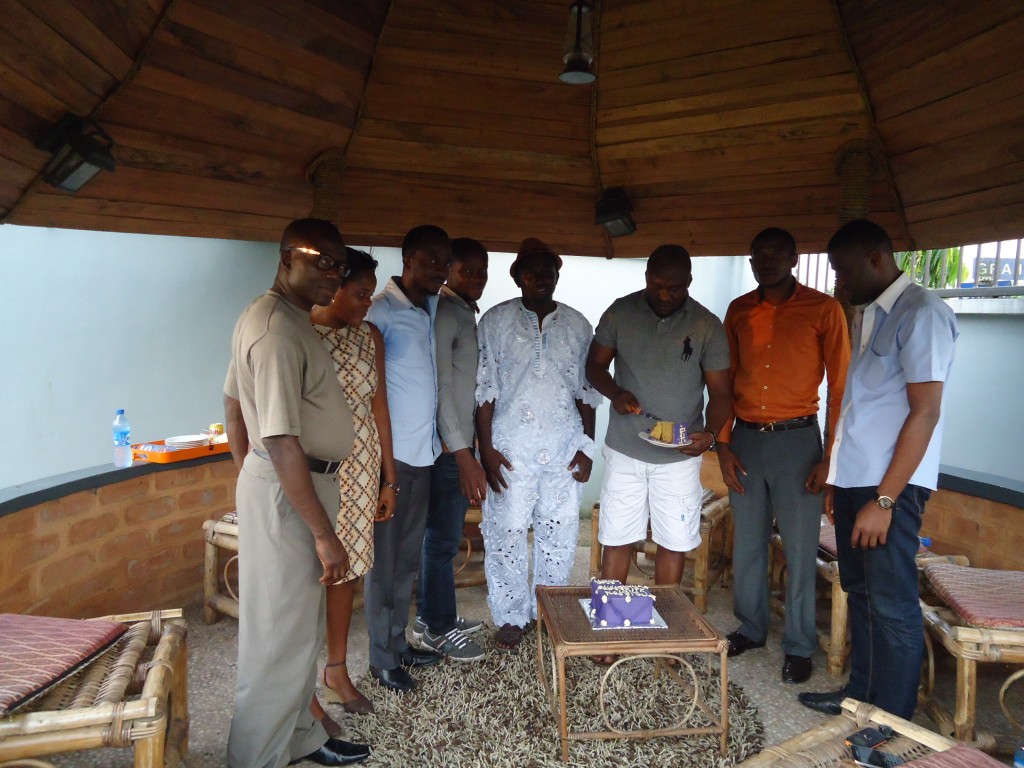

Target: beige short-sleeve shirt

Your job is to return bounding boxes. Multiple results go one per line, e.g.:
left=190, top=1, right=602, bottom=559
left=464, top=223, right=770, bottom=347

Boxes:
left=225, top=291, right=354, bottom=461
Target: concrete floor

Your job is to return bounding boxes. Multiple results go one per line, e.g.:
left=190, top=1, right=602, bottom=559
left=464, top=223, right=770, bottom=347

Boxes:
left=48, top=540, right=1018, bottom=766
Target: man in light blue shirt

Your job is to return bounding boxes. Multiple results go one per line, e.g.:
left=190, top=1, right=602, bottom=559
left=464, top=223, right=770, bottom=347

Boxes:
left=799, top=219, right=958, bottom=720
left=363, top=225, right=451, bottom=692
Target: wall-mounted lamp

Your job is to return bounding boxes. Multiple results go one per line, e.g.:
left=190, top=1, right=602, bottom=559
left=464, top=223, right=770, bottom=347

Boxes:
left=36, top=113, right=116, bottom=193
left=595, top=187, right=636, bottom=237
left=559, top=0, right=595, bottom=84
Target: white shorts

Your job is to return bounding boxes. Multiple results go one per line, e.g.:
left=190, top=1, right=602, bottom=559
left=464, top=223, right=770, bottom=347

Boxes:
left=598, top=445, right=703, bottom=552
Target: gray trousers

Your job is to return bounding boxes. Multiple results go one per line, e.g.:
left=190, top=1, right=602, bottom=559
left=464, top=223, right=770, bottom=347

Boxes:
left=364, top=460, right=431, bottom=669
left=227, top=452, right=334, bottom=768
left=730, top=424, right=823, bottom=658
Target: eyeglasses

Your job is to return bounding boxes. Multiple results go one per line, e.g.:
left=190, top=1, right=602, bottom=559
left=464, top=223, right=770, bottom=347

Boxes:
left=286, top=246, right=350, bottom=278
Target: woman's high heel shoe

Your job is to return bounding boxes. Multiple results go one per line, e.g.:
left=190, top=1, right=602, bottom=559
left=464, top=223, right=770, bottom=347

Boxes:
left=322, top=661, right=375, bottom=714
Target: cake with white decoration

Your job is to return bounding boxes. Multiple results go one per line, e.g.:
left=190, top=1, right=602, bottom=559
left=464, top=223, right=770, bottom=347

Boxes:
left=589, top=578, right=656, bottom=628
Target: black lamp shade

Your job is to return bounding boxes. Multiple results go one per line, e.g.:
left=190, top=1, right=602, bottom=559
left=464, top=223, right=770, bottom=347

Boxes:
left=595, top=187, right=637, bottom=237
left=560, top=0, right=595, bottom=84
left=37, top=114, right=116, bottom=193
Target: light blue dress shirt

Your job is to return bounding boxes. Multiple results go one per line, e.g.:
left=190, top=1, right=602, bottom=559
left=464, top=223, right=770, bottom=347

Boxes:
left=367, top=277, right=440, bottom=468
left=829, top=273, right=958, bottom=490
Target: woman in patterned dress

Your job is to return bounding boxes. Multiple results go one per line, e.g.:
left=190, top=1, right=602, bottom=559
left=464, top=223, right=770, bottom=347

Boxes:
left=309, top=248, right=398, bottom=720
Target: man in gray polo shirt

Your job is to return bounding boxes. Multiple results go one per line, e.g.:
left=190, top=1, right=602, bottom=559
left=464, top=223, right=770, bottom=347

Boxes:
left=586, top=244, right=732, bottom=607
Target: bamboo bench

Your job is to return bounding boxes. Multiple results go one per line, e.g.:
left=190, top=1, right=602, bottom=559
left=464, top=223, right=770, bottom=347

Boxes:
left=0, top=609, right=188, bottom=768
left=737, top=698, right=1004, bottom=768
left=919, top=563, right=1024, bottom=753
left=588, top=494, right=733, bottom=614
left=770, top=518, right=969, bottom=677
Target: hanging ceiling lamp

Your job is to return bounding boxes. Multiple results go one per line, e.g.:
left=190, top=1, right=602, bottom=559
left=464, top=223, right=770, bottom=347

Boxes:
left=36, top=113, right=116, bottom=193
left=595, top=187, right=636, bottom=237
left=559, top=0, right=595, bottom=84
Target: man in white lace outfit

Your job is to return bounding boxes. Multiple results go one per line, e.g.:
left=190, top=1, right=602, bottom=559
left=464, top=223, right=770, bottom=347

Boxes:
left=475, top=238, right=601, bottom=651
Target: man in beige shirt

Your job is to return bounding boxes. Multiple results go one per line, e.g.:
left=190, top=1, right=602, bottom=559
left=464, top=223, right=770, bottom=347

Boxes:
left=223, top=218, right=369, bottom=768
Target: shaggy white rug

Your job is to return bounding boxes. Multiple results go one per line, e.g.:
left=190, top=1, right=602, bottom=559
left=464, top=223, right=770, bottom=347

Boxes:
left=335, top=628, right=764, bottom=768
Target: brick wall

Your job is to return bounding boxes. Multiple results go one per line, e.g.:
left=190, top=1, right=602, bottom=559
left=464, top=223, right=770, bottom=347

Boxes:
left=0, top=460, right=237, bottom=618
left=700, top=454, right=1024, bottom=572
left=923, top=488, right=1024, bottom=571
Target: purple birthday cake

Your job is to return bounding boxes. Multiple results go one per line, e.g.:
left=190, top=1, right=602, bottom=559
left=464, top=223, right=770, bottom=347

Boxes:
left=589, top=578, right=656, bottom=628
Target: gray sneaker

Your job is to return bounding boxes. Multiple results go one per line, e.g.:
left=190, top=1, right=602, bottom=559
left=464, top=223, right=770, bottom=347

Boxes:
left=421, top=627, right=485, bottom=662
left=413, top=615, right=483, bottom=642
left=412, top=617, right=427, bottom=644
left=455, top=615, right=484, bottom=635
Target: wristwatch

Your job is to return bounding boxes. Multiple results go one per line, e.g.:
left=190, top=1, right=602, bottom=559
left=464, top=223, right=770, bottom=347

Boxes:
left=706, top=431, right=718, bottom=452
left=874, top=493, right=894, bottom=510
left=381, top=481, right=401, bottom=495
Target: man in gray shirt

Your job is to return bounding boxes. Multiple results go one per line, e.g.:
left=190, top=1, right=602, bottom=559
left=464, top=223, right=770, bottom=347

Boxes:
left=414, top=238, right=489, bottom=661
left=585, top=245, right=732, bottom=638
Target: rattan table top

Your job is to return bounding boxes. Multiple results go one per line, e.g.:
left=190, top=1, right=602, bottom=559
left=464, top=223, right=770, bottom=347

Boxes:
left=537, top=585, right=724, bottom=655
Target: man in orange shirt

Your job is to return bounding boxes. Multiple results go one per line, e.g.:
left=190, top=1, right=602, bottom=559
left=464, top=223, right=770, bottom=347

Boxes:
left=717, top=227, right=850, bottom=683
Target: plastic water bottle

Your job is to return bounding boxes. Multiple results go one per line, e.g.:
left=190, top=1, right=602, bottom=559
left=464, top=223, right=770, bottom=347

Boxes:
left=1014, top=739, right=1024, bottom=768
left=112, top=409, right=132, bottom=468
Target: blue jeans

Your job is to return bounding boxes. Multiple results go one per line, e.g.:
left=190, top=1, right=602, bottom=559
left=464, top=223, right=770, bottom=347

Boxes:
left=416, top=452, right=468, bottom=634
left=833, top=484, right=930, bottom=719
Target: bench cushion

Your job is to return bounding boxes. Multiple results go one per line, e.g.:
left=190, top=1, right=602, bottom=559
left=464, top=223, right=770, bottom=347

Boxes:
left=904, top=742, right=1007, bottom=767
left=924, top=563, right=1024, bottom=629
left=0, top=614, right=127, bottom=715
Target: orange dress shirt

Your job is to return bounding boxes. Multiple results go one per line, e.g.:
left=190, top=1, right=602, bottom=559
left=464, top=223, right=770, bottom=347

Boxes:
left=719, top=282, right=850, bottom=455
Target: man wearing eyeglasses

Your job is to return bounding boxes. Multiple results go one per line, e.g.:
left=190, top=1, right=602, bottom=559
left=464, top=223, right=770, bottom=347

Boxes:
left=363, top=224, right=453, bottom=692
left=224, top=218, right=370, bottom=767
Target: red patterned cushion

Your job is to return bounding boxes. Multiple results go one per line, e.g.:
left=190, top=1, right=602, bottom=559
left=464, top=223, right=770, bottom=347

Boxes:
left=817, top=519, right=931, bottom=560
left=924, top=563, right=1024, bottom=629
left=904, top=742, right=1007, bottom=767
left=0, top=614, right=128, bottom=715
left=818, top=520, right=838, bottom=558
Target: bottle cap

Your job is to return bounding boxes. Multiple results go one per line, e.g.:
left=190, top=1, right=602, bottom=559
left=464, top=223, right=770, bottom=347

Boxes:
left=115, top=408, right=125, bottom=415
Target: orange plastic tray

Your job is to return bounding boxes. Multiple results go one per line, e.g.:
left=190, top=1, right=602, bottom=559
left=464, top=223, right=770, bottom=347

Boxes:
left=131, top=439, right=231, bottom=464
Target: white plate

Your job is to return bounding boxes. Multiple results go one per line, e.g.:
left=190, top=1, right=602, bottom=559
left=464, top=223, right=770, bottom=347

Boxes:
left=637, top=430, right=692, bottom=448
left=166, top=434, right=209, bottom=447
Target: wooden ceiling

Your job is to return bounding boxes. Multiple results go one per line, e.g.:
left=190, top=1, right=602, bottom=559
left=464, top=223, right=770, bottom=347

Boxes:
left=1, top=0, right=1022, bottom=257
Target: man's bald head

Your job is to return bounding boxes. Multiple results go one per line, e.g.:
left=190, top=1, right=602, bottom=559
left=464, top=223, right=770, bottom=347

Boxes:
left=646, top=244, right=692, bottom=279
left=280, top=218, right=344, bottom=253
left=644, top=244, right=693, bottom=318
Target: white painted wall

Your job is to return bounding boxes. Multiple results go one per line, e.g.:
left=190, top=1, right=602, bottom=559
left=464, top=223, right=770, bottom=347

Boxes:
left=939, top=313, right=1024, bottom=483
left=0, top=225, right=753, bottom=492
left=1, top=225, right=280, bottom=488
left=3, top=224, right=1018, bottom=497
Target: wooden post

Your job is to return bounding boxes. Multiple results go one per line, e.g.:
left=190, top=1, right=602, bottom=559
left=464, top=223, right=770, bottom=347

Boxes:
left=306, top=148, right=346, bottom=226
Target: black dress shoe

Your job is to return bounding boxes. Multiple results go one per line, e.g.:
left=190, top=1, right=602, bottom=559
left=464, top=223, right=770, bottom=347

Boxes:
left=400, top=647, right=442, bottom=667
left=781, top=654, right=813, bottom=683
left=369, top=665, right=416, bottom=692
left=726, top=630, right=766, bottom=658
left=289, top=738, right=371, bottom=766
left=797, top=688, right=847, bottom=715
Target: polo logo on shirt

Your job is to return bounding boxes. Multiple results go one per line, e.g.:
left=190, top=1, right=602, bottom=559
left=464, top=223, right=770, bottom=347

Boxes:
left=682, top=336, right=694, bottom=362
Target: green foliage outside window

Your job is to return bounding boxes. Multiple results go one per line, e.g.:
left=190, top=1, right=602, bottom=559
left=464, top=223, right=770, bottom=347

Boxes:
left=896, top=248, right=964, bottom=289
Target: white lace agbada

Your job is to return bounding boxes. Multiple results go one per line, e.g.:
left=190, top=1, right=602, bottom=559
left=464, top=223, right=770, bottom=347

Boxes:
left=475, top=298, right=602, bottom=627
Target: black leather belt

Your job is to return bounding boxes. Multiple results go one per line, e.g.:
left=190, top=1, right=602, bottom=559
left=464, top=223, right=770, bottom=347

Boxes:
left=307, top=456, right=343, bottom=474
left=736, top=415, right=816, bottom=432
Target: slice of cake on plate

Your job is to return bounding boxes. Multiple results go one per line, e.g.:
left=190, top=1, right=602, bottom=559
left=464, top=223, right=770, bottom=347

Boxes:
left=649, top=421, right=688, bottom=445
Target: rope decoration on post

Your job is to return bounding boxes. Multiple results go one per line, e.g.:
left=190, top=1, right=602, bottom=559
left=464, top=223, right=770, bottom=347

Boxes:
left=835, top=140, right=882, bottom=225
left=832, top=139, right=884, bottom=338
left=306, top=149, right=346, bottom=227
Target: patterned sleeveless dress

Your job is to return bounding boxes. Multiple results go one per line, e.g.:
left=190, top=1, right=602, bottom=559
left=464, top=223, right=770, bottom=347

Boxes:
left=313, top=321, right=379, bottom=582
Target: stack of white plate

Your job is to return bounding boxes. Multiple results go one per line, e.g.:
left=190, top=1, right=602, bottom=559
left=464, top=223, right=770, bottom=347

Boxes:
left=165, top=434, right=209, bottom=450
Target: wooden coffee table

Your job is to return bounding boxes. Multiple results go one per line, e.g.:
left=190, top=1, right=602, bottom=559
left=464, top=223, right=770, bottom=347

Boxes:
left=535, top=584, right=729, bottom=762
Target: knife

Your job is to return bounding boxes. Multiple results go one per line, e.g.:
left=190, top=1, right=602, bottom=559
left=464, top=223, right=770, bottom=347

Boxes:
left=637, top=409, right=666, bottom=422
